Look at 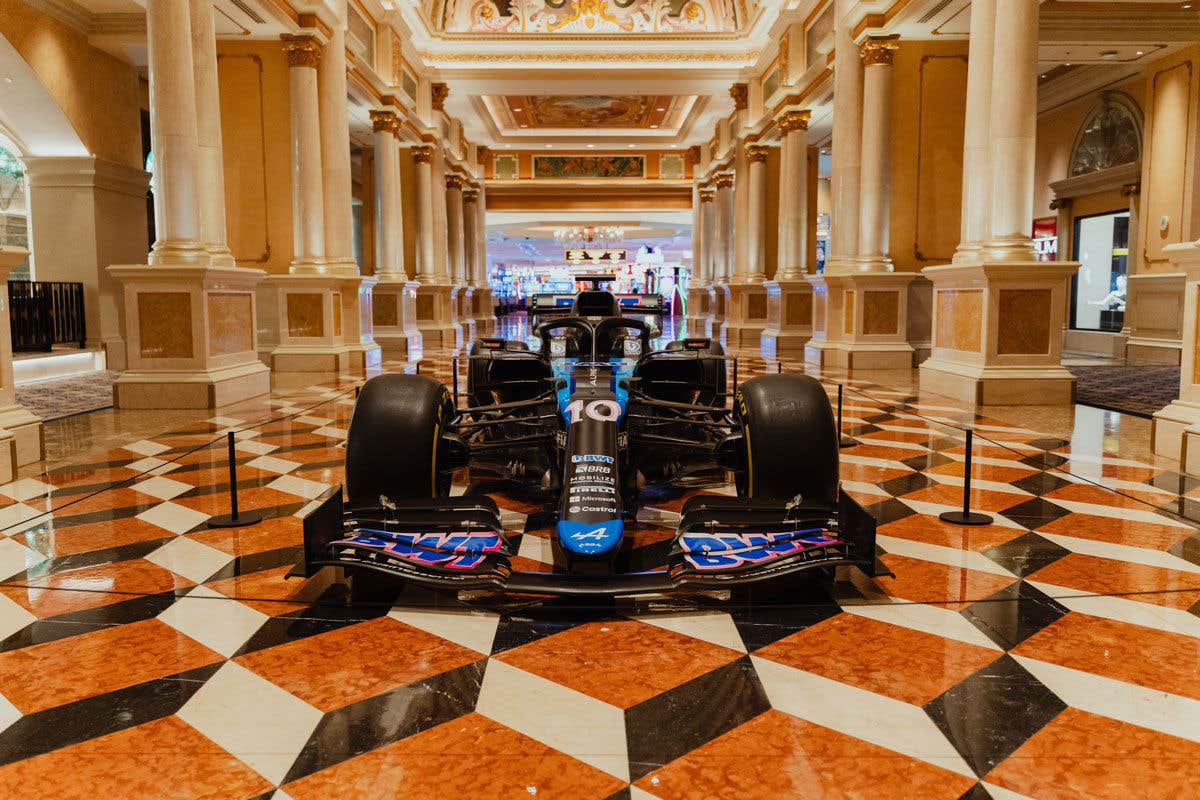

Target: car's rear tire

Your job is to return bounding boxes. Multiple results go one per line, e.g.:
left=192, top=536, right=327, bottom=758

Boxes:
left=345, top=374, right=454, bottom=508
left=734, top=374, right=838, bottom=506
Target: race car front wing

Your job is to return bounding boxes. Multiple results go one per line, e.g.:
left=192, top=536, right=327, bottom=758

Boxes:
left=293, top=487, right=884, bottom=597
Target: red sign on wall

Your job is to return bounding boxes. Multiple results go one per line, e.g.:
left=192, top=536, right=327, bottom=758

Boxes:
left=1032, top=217, right=1058, bottom=261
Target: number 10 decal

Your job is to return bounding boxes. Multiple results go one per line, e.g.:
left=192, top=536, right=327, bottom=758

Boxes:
left=564, top=399, right=622, bottom=424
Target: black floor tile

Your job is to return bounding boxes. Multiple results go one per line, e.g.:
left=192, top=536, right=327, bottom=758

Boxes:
left=878, top=473, right=937, bottom=497
left=1019, top=452, right=1069, bottom=470
left=996, top=498, right=1072, bottom=529
left=982, top=532, right=1071, bottom=578
left=863, top=498, right=917, bottom=526
left=1009, top=472, right=1073, bottom=497
left=924, top=654, right=1066, bottom=777
left=959, top=581, right=1069, bottom=650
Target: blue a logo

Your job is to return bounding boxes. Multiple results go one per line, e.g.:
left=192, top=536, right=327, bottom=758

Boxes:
left=556, top=518, right=623, bottom=555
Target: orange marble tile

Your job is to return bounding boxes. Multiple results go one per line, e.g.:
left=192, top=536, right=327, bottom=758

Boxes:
left=1013, top=614, right=1200, bottom=700
left=235, top=616, right=482, bottom=712
left=15, top=515, right=174, bottom=558
left=187, top=514, right=303, bottom=556
left=756, top=613, right=999, bottom=706
left=986, top=708, right=1200, bottom=800
left=1029, top=552, right=1200, bottom=610
left=0, top=558, right=194, bottom=618
left=0, top=619, right=221, bottom=713
left=0, top=715, right=270, bottom=800
left=871, top=553, right=1015, bottom=608
left=284, top=712, right=623, bottom=800
left=172, top=486, right=299, bottom=516
left=286, top=446, right=348, bottom=465
left=168, top=464, right=273, bottom=487
left=1043, top=482, right=1159, bottom=511
left=42, top=465, right=139, bottom=490
left=204, top=564, right=329, bottom=616
left=900, top=483, right=1032, bottom=513
left=48, top=487, right=152, bottom=517
left=878, top=514, right=1022, bottom=552
left=839, top=462, right=912, bottom=484
left=496, top=619, right=742, bottom=708
left=508, top=554, right=555, bottom=574
left=841, top=443, right=935, bottom=463
left=292, top=464, right=345, bottom=485
left=927, top=460, right=1039, bottom=484
left=857, top=429, right=936, bottom=445
left=1035, top=513, right=1193, bottom=552
left=636, top=708, right=975, bottom=800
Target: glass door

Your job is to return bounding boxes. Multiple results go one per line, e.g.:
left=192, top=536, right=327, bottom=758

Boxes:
left=1070, top=210, right=1129, bottom=332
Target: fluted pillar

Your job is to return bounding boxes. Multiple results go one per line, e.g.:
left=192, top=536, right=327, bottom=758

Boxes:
left=763, top=109, right=815, bottom=358
left=777, top=110, right=811, bottom=279
left=858, top=36, right=898, bottom=271
left=721, top=146, right=770, bottom=349
left=459, top=186, right=478, bottom=341
left=412, top=146, right=437, bottom=283
left=744, top=145, right=769, bottom=282
left=687, top=186, right=713, bottom=336
left=471, top=183, right=495, bottom=334
left=982, top=0, right=1039, bottom=262
left=826, top=0, right=864, bottom=274
left=109, top=0, right=269, bottom=408
left=445, top=175, right=466, bottom=285
left=370, top=112, right=404, bottom=277
left=714, top=174, right=734, bottom=284
left=189, top=0, right=232, bottom=266
left=145, top=0, right=207, bottom=265
left=318, top=22, right=357, bottom=275
left=954, top=0, right=996, bottom=264
left=283, top=35, right=325, bottom=271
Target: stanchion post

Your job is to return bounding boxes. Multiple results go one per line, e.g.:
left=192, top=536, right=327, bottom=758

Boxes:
left=938, top=428, right=993, bottom=526
left=208, top=431, right=263, bottom=528
left=837, top=384, right=857, bottom=449
left=452, top=356, right=459, bottom=408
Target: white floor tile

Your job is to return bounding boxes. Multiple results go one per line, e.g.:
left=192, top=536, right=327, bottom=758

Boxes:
left=0, top=478, right=54, bottom=503
left=159, top=585, right=269, bottom=657
left=1045, top=497, right=1193, bottom=529
left=979, top=782, right=1038, bottom=800
left=0, top=691, right=20, bottom=737
left=841, top=601, right=1002, bottom=651
left=130, top=475, right=193, bottom=501
left=136, top=501, right=211, bottom=535
left=0, top=593, right=36, bottom=640
left=295, top=415, right=333, bottom=426
left=1012, top=654, right=1200, bottom=743
left=876, top=534, right=1017, bottom=577
left=517, top=533, right=554, bottom=564
left=1036, top=531, right=1200, bottom=575
left=245, top=455, right=301, bottom=475
left=476, top=660, right=629, bottom=781
left=236, top=439, right=279, bottom=456
left=1027, top=580, right=1200, bottom=639
left=628, top=611, right=747, bottom=653
left=311, top=426, right=348, bottom=440
left=177, top=661, right=323, bottom=785
left=123, top=439, right=170, bottom=457
left=0, top=503, right=49, bottom=532
left=144, top=535, right=232, bottom=583
left=0, top=537, right=47, bottom=580
left=751, top=656, right=975, bottom=778
left=388, top=607, right=500, bottom=656
left=268, top=474, right=335, bottom=500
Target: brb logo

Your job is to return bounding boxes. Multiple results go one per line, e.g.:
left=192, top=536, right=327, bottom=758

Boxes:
left=681, top=530, right=843, bottom=570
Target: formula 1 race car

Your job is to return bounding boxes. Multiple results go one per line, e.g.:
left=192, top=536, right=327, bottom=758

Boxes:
left=296, top=290, right=882, bottom=599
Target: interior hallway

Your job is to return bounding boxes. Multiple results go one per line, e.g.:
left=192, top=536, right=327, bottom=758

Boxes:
left=0, top=316, right=1194, bottom=798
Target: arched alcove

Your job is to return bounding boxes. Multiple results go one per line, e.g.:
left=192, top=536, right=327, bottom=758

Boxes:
left=1068, top=91, right=1143, bottom=177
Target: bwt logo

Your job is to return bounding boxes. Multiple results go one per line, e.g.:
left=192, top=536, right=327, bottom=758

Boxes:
left=571, top=454, right=614, bottom=464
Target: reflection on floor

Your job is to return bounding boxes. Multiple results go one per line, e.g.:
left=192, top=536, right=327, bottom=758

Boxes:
left=0, top=315, right=1196, bottom=799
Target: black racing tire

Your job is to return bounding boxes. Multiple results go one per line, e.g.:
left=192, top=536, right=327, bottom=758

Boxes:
left=345, top=374, right=454, bottom=508
left=734, top=374, right=838, bottom=506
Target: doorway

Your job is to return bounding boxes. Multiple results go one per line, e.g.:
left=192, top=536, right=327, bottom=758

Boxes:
left=1070, top=210, right=1129, bottom=332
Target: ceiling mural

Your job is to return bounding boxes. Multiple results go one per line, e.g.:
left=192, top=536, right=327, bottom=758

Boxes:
left=437, top=0, right=743, bottom=34
left=504, top=96, right=676, bottom=128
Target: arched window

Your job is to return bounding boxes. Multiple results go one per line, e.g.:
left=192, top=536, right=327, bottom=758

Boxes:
left=0, top=139, right=32, bottom=279
left=1069, top=93, right=1142, bottom=177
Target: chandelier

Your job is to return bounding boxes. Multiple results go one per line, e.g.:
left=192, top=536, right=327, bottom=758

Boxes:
left=553, top=225, right=625, bottom=249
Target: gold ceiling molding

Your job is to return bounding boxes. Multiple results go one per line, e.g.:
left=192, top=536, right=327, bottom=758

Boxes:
left=432, top=83, right=450, bottom=112
left=416, top=48, right=761, bottom=63
left=296, top=13, right=333, bottom=38
left=860, top=35, right=900, bottom=67
left=729, top=83, right=749, bottom=111
left=281, top=35, right=322, bottom=69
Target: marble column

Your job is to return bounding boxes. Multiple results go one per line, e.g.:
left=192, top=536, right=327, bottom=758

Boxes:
left=763, top=109, right=814, bottom=358
left=0, top=247, right=39, bottom=472
left=445, top=175, right=466, bottom=285
left=826, top=0, right=863, bottom=274
left=686, top=186, right=713, bottom=337
left=368, top=112, right=420, bottom=360
left=109, top=0, right=269, bottom=408
left=857, top=35, right=899, bottom=271
left=710, top=173, right=734, bottom=331
left=283, top=35, right=325, bottom=271
left=189, top=0, right=233, bottom=266
left=918, top=0, right=1079, bottom=405
left=472, top=183, right=496, bottom=334
left=318, top=23, right=357, bottom=276
left=744, top=145, right=769, bottom=282
left=954, top=0, right=996, bottom=264
left=459, top=185, right=478, bottom=341
left=145, top=0, right=207, bottom=266
left=721, top=145, right=771, bottom=349
left=412, top=146, right=437, bottom=283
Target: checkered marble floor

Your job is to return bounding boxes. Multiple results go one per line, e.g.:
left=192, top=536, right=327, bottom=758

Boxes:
left=0, top=318, right=1196, bottom=799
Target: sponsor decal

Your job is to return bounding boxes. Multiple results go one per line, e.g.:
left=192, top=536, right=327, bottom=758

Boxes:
left=330, top=530, right=505, bottom=571
left=681, top=530, right=844, bottom=570
left=572, top=454, right=615, bottom=464
left=557, top=518, right=624, bottom=555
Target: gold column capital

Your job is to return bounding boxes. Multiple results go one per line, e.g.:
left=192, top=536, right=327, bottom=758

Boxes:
left=431, top=82, right=450, bottom=112
left=463, top=187, right=480, bottom=202
left=779, top=109, right=811, bottom=133
left=412, top=145, right=434, bottom=164
left=699, top=188, right=715, bottom=203
left=445, top=174, right=464, bottom=190
left=861, top=35, right=900, bottom=67
left=715, top=174, right=734, bottom=189
left=369, top=110, right=400, bottom=135
left=281, top=34, right=322, bottom=69
left=747, top=144, right=771, bottom=163
left=729, top=83, right=749, bottom=111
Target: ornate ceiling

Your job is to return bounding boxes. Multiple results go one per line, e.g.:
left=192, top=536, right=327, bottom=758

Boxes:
left=496, top=95, right=681, bottom=128
left=430, top=0, right=746, bottom=35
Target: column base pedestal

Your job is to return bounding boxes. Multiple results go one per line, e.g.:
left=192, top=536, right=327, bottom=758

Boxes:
left=267, top=274, right=378, bottom=375
left=415, top=283, right=460, bottom=350
left=110, top=264, right=271, bottom=410
left=471, top=287, right=496, bottom=337
left=115, top=361, right=271, bottom=410
left=1152, top=400, right=1200, bottom=465
left=685, top=286, right=712, bottom=338
left=371, top=278, right=423, bottom=362
left=0, top=405, right=43, bottom=466
left=804, top=340, right=914, bottom=371
left=719, top=281, right=769, bottom=350
left=804, top=272, right=916, bottom=371
left=760, top=279, right=813, bottom=359
left=918, top=359, right=1076, bottom=406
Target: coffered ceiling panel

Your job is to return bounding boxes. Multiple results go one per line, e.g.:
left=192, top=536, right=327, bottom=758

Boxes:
left=431, top=0, right=748, bottom=34
left=492, top=95, right=686, bottom=129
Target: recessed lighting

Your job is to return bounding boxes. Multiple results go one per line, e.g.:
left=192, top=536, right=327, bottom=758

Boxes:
left=1040, top=74, right=1047, bottom=78
left=656, top=106, right=666, bottom=111
left=545, top=144, right=553, bottom=148
left=587, top=144, right=595, bottom=148
left=513, top=107, right=523, bottom=111
left=670, top=143, right=678, bottom=148
left=650, top=124, right=659, bottom=129
left=2, top=76, right=11, bottom=84
left=1136, top=50, right=1144, bottom=56
left=628, top=144, right=636, bottom=149
left=520, top=124, right=528, bottom=128
left=1065, top=62, right=1072, bottom=66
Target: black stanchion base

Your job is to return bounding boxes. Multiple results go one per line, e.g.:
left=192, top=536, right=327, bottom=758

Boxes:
left=938, top=511, right=993, bottom=526
left=207, top=512, right=264, bottom=529
left=839, top=438, right=858, bottom=449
